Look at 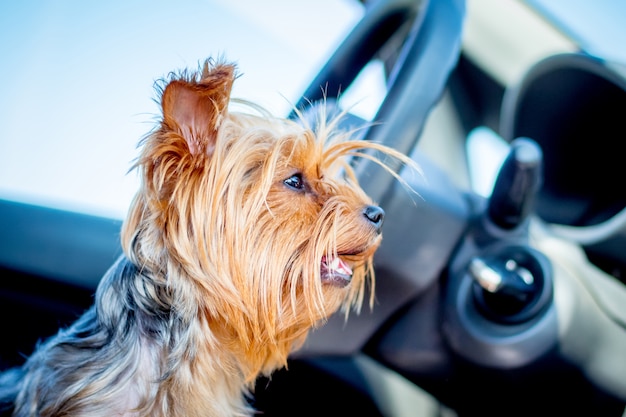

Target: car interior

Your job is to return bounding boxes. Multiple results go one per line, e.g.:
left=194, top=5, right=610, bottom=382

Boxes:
left=2, top=0, right=626, bottom=416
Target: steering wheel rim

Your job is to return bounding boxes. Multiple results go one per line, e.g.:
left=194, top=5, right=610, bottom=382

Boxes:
left=293, top=0, right=465, bottom=204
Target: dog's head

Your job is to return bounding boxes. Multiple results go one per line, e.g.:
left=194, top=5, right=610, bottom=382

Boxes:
left=122, top=59, right=414, bottom=378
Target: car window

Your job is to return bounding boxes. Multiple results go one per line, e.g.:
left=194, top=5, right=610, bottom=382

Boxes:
left=523, top=0, right=626, bottom=64
left=0, top=0, right=364, bottom=219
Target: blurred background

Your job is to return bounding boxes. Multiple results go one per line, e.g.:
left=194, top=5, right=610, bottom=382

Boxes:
left=0, top=0, right=381, bottom=218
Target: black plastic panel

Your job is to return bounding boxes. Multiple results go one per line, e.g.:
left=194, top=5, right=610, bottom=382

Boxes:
left=0, top=199, right=122, bottom=289
left=501, top=54, right=626, bottom=227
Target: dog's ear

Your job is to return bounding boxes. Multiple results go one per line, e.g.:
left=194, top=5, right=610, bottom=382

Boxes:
left=161, top=61, right=236, bottom=156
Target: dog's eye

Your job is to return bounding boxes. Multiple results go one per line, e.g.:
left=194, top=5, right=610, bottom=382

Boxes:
left=284, top=173, right=304, bottom=191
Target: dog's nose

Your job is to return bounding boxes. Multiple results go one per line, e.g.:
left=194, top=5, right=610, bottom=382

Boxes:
left=363, top=205, right=385, bottom=229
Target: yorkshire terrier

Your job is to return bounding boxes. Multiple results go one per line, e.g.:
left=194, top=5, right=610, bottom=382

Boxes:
left=0, top=58, right=415, bottom=416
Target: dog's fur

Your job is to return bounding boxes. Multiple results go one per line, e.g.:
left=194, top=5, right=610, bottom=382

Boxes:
left=0, top=59, right=414, bottom=416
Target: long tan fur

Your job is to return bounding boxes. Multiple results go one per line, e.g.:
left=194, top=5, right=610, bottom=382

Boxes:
left=0, top=58, right=417, bottom=417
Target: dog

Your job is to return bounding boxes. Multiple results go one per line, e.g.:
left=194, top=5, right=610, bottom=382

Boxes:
left=0, top=58, right=416, bottom=416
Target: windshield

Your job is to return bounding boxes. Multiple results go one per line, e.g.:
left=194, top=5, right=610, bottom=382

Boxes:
left=0, top=1, right=365, bottom=219
left=523, top=0, right=626, bottom=64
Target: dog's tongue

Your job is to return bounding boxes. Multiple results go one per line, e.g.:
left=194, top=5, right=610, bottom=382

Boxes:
left=325, top=256, right=352, bottom=276
left=321, top=256, right=353, bottom=287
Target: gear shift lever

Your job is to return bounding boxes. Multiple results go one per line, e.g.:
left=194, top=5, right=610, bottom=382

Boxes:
left=487, top=137, right=543, bottom=229
left=466, top=138, right=551, bottom=323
